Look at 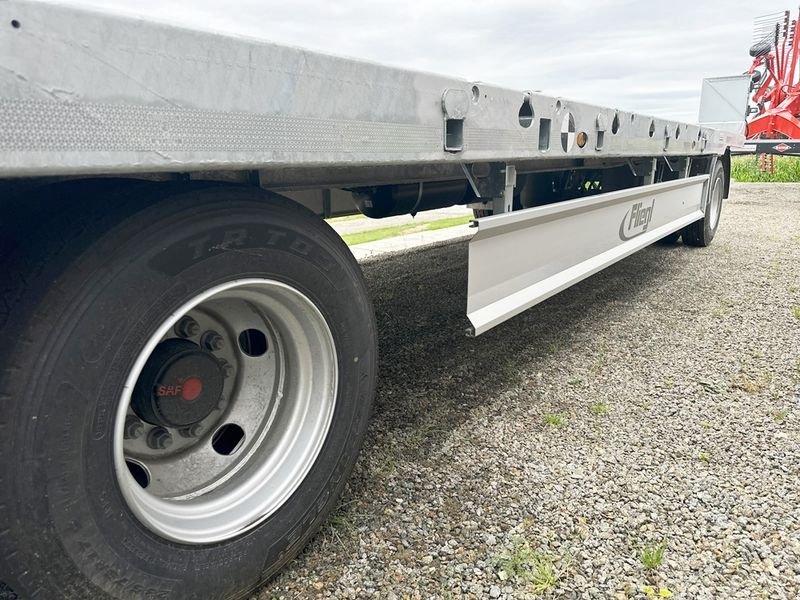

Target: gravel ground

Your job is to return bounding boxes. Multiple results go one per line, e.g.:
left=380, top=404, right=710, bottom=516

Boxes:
left=2, top=184, right=797, bottom=600
left=255, top=183, right=800, bottom=599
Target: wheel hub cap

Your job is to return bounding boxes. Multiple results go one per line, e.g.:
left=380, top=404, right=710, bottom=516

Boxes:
left=132, top=339, right=223, bottom=428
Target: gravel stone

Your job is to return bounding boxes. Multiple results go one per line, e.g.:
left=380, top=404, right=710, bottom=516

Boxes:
left=252, top=183, right=800, bottom=599
left=6, top=184, right=796, bottom=600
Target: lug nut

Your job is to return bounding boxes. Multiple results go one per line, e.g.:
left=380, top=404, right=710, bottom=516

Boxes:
left=124, top=415, right=144, bottom=440
left=179, top=423, right=206, bottom=438
left=147, top=427, right=173, bottom=450
left=201, top=330, right=224, bottom=351
left=218, top=359, right=234, bottom=378
left=175, top=316, right=200, bottom=338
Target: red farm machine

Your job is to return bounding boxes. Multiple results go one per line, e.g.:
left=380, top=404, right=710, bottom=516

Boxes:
left=745, top=9, right=800, bottom=156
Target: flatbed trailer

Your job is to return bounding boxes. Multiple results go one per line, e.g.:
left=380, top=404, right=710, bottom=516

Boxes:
left=0, top=3, right=743, bottom=599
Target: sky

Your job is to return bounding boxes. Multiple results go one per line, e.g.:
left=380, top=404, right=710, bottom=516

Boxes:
left=65, top=0, right=796, bottom=123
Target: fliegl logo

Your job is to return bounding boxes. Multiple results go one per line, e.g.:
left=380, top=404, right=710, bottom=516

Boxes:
left=619, top=199, right=655, bottom=241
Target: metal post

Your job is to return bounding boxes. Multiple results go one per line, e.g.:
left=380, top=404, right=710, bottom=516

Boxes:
left=492, top=165, right=516, bottom=215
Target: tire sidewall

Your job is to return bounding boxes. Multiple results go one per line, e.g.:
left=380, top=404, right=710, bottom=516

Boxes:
left=703, top=162, right=725, bottom=243
left=3, top=187, right=376, bottom=599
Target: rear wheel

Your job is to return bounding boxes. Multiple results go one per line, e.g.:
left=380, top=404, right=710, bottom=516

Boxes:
left=0, top=182, right=377, bottom=599
left=682, top=160, right=725, bottom=247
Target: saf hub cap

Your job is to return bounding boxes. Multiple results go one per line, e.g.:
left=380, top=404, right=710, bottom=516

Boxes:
left=131, top=339, right=223, bottom=428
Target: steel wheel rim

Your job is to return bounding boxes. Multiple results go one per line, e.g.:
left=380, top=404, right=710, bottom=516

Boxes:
left=113, top=279, right=337, bottom=544
left=709, top=175, right=723, bottom=230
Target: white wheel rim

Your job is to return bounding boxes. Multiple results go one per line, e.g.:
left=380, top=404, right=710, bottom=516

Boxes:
left=709, top=175, right=723, bottom=230
left=113, top=279, right=337, bottom=544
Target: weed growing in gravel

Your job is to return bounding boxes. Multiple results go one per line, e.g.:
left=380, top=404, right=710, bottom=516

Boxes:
left=771, top=408, right=789, bottom=423
left=662, top=378, right=675, bottom=389
left=590, top=402, right=608, bottom=415
left=323, top=511, right=358, bottom=551
left=592, top=344, right=608, bottom=375
left=792, top=306, right=800, bottom=320
left=640, top=542, right=667, bottom=570
left=732, top=371, right=771, bottom=394
left=568, top=377, right=583, bottom=387
left=698, top=450, right=712, bottom=464
left=496, top=538, right=559, bottom=594
left=642, top=584, right=674, bottom=598
left=711, top=298, right=735, bottom=319
left=543, top=413, right=565, bottom=427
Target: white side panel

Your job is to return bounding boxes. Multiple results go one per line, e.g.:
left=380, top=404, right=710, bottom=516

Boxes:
left=698, top=75, right=750, bottom=135
left=467, top=176, right=708, bottom=335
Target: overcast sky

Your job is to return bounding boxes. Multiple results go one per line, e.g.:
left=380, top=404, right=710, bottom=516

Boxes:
left=66, top=0, right=794, bottom=122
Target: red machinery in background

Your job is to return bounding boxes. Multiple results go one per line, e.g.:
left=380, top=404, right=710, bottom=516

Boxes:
left=746, top=10, right=800, bottom=140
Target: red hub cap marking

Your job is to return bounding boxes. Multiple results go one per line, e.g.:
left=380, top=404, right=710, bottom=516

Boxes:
left=181, top=377, right=203, bottom=402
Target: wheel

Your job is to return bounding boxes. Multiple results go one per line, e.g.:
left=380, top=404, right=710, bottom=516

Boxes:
left=657, top=231, right=682, bottom=244
left=682, top=160, right=725, bottom=247
left=0, top=181, right=377, bottom=599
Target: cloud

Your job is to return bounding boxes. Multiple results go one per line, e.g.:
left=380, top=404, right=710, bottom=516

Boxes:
left=65, top=0, right=793, bottom=122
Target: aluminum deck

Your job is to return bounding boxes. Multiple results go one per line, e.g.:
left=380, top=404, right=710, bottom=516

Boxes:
left=0, top=1, right=741, bottom=180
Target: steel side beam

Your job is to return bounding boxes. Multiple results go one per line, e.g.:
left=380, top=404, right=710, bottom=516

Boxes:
left=467, top=175, right=709, bottom=335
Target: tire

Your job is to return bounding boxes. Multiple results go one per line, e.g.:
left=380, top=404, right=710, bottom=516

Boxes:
left=682, top=160, right=725, bottom=247
left=0, top=181, right=377, bottom=600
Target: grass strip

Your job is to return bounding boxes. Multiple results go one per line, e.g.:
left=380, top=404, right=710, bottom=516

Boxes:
left=341, top=214, right=472, bottom=246
left=731, top=155, right=800, bottom=182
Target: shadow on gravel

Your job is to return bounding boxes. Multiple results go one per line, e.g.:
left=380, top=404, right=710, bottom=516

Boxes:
left=0, top=583, right=17, bottom=600
left=348, top=238, right=684, bottom=486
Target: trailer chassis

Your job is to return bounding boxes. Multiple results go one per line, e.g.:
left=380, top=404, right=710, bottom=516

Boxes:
left=0, top=2, right=740, bottom=599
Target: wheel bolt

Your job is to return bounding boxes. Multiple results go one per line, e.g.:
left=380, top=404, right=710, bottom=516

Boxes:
left=201, top=330, right=224, bottom=351
left=175, top=316, right=200, bottom=338
left=179, top=423, right=206, bottom=438
left=218, top=359, right=234, bottom=378
left=147, top=427, right=173, bottom=450
left=124, top=415, right=144, bottom=440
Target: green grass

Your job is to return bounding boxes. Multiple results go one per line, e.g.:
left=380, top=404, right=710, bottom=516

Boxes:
left=698, top=450, right=712, bottom=464
left=792, top=306, right=800, bottom=320
left=425, top=214, right=474, bottom=231
left=340, top=214, right=472, bottom=245
left=496, top=539, right=559, bottom=594
left=640, top=542, right=667, bottom=570
left=590, top=402, right=608, bottom=415
left=731, top=155, right=800, bottom=182
left=771, top=408, right=789, bottom=424
left=543, top=413, right=565, bottom=427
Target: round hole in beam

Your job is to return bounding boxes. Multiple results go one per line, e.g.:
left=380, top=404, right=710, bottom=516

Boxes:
left=518, top=95, right=534, bottom=128
left=471, top=85, right=480, bottom=103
